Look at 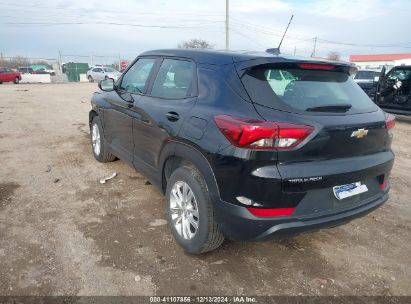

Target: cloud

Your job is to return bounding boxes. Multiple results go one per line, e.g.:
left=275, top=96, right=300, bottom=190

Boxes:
left=232, top=0, right=293, bottom=13
left=305, top=0, right=386, bottom=20
left=0, top=0, right=410, bottom=60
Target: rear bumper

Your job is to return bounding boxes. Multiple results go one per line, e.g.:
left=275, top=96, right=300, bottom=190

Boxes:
left=214, top=191, right=388, bottom=241
left=212, top=149, right=394, bottom=209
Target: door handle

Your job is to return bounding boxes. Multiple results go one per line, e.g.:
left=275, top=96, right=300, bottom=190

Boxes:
left=165, top=112, right=180, bottom=122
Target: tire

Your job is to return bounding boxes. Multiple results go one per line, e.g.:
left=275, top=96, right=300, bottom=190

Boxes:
left=166, top=165, right=224, bottom=254
left=88, top=75, right=94, bottom=83
left=90, top=116, right=116, bottom=162
left=14, top=77, right=19, bottom=84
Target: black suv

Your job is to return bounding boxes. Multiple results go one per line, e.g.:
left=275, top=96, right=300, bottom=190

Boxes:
left=89, top=49, right=395, bottom=253
left=375, top=65, right=411, bottom=115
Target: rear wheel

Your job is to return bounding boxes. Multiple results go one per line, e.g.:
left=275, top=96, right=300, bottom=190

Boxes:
left=90, top=116, right=116, bottom=162
left=166, top=166, right=224, bottom=254
left=14, top=77, right=19, bottom=84
left=88, top=75, right=94, bottom=83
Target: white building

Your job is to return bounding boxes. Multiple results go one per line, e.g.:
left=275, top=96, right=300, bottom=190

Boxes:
left=349, top=53, right=411, bottom=70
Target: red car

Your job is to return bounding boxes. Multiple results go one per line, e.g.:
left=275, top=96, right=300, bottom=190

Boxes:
left=0, top=67, right=22, bottom=84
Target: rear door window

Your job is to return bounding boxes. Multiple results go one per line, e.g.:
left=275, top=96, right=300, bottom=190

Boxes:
left=150, top=59, right=195, bottom=99
left=241, top=66, right=378, bottom=114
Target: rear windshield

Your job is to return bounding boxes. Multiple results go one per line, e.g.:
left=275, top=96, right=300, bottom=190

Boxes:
left=354, top=71, right=380, bottom=80
left=241, top=67, right=378, bottom=114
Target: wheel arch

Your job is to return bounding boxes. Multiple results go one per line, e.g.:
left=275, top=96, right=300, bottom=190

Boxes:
left=159, top=140, right=220, bottom=202
left=89, top=110, right=99, bottom=127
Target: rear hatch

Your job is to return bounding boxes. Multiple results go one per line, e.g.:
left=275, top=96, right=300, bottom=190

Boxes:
left=237, top=60, right=394, bottom=214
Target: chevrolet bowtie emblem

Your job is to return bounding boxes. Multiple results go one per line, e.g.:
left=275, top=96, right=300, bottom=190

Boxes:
left=351, top=128, right=369, bottom=138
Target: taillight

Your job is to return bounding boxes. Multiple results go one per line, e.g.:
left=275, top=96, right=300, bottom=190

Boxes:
left=247, top=207, right=295, bottom=217
left=385, top=114, right=395, bottom=130
left=298, top=63, right=336, bottom=70
left=379, top=181, right=389, bottom=190
left=214, top=115, right=314, bottom=150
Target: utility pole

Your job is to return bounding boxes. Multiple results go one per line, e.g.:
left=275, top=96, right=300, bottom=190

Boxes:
left=311, top=37, right=317, bottom=57
left=293, top=46, right=296, bottom=56
left=225, top=0, right=229, bottom=50
left=58, top=50, right=62, bottom=74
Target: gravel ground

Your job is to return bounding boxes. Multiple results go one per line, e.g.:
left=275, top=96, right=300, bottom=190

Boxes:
left=0, top=83, right=410, bottom=296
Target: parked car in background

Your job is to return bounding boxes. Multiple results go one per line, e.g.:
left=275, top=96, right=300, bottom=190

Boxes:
left=353, top=69, right=381, bottom=83
left=375, top=65, right=411, bottom=115
left=18, top=67, right=34, bottom=74
left=34, top=68, right=56, bottom=76
left=0, top=67, right=22, bottom=84
left=86, top=66, right=121, bottom=82
left=89, top=49, right=394, bottom=253
left=353, top=69, right=382, bottom=100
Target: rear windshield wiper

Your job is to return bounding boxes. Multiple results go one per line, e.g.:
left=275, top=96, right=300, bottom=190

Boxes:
left=306, top=103, right=352, bottom=112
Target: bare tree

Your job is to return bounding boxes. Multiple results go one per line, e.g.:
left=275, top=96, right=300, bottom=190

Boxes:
left=0, top=56, right=31, bottom=68
left=0, top=56, right=52, bottom=69
left=178, top=38, right=214, bottom=49
left=327, top=52, right=341, bottom=61
left=32, top=60, right=50, bottom=66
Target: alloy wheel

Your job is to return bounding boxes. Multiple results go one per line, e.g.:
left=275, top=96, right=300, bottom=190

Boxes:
left=169, top=181, right=199, bottom=240
left=91, top=123, right=101, bottom=156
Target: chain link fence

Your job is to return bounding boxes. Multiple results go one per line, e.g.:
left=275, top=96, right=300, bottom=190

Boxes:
left=0, top=53, right=129, bottom=83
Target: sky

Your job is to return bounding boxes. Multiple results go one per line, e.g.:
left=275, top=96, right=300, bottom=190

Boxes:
left=1, top=0, right=411, bottom=64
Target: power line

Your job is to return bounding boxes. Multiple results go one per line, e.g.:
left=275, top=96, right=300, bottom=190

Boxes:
left=0, top=10, right=225, bottom=24
left=229, top=17, right=411, bottom=49
left=230, top=17, right=313, bottom=40
left=317, top=38, right=411, bottom=48
left=0, top=2, right=224, bottom=17
left=230, top=28, right=269, bottom=48
left=0, top=14, right=225, bottom=25
left=0, top=21, right=223, bottom=29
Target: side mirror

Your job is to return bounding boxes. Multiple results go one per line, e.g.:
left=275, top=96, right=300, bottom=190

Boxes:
left=374, top=76, right=380, bottom=82
left=99, top=78, right=115, bottom=92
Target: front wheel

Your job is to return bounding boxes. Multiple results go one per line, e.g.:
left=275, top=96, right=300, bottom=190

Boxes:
left=166, top=166, right=224, bottom=254
left=14, top=77, right=20, bottom=84
left=88, top=75, right=94, bottom=83
left=90, top=116, right=116, bottom=162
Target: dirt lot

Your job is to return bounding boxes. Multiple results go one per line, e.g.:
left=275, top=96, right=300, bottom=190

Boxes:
left=0, top=83, right=410, bottom=296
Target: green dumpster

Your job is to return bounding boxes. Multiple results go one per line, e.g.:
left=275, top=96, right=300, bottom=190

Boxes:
left=65, top=62, right=89, bottom=82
